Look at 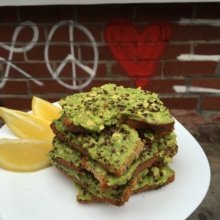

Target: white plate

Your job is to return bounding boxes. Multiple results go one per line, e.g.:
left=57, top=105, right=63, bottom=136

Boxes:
left=0, top=119, right=210, bottom=220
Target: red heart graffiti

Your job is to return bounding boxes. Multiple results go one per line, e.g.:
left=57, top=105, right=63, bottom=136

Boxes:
left=104, top=20, right=171, bottom=88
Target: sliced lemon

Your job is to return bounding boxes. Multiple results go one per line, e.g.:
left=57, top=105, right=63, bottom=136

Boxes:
left=0, top=138, right=53, bottom=172
left=0, top=107, right=54, bottom=140
left=32, top=96, right=61, bottom=122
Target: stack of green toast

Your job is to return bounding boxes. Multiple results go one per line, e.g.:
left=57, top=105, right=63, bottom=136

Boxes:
left=49, top=84, right=178, bottom=206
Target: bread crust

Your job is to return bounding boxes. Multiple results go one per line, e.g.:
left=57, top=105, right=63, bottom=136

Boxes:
left=55, top=157, right=82, bottom=172
left=125, top=119, right=174, bottom=137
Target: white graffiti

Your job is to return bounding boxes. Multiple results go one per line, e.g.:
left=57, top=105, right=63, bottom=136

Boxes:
left=174, top=18, right=220, bottom=94
left=45, top=20, right=98, bottom=90
left=177, top=54, right=220, bottom=61
left=178, top=18, right=220, bottom=27
left=173, top=86, right=220, bottom=93
left=177, top=18, right=220, bottom=62
left=0, top=21, right=42, bottom=89
left=0, top=20, right=98, bottom=90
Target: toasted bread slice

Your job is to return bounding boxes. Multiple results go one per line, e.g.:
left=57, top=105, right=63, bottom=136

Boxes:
left=51, top=120, right=144, bottom=177
left=80, top=133, right=177, bottom=189
left=59, top=84, right=174, bottom=133
left=74, top=165, right=175, bottom=205
left=50, top=138, right=153, bottom=189
left=50, top=138, right=151, bottom=188
left=51, top=158, right=137, bottom=206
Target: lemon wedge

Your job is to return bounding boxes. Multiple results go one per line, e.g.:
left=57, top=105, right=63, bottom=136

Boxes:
left=0, top=107, right=54, bottom=140
left=32, top=96, right=61, bottom=122
left=0, top=139, right=53, bottom=172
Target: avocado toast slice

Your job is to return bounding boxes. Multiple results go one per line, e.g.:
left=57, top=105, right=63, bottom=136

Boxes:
left=50, top=156, right=137, bottom=206
left=72, top=165, right=175, bottom=204
left=81, top=131, right=177, bottom=188
left=60, top=84, right=174, bottom=134
left=51, top=118, right=144, bottom=177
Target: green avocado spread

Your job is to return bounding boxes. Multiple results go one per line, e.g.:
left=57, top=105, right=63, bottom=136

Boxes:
left=59, top=84, right=174, bottom=132
left=54, top=119, right=143, bottom=175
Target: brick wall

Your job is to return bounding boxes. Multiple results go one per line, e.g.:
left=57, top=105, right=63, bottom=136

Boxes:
left=0, top=3, right=220, bottom=113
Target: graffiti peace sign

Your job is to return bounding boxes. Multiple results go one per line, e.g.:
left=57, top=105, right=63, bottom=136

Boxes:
left=44, top=20, right=98, bottom=90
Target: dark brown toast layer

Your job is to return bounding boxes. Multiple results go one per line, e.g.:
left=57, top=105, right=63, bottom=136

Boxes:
left=125, top=119, right=174, bottom=137
left=75, top=169, right=175, bottom=204
left=55, top=157, right=82, bottom=172
left=51, top=122, right=145, bottom=177
left=53, top=159, right=137, bottom=206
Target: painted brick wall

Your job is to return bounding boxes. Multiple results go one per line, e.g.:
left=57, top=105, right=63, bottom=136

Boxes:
left=0, top=3, right=220, bottom=113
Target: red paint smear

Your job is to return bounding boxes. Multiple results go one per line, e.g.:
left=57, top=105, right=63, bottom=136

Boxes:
left=104, top=20, right=171, bottom=88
